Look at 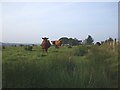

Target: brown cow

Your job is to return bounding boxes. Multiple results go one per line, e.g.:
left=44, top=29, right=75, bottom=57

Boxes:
left=51, top=40, right=62, bottom=48
left=41, top=37, right=51, bottom=52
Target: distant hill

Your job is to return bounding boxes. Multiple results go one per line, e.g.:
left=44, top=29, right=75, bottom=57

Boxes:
left=0, top=42, right=39, bottom=46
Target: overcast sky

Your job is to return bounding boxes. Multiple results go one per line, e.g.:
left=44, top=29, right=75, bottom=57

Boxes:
left=1, top=2, right=118, bottom=44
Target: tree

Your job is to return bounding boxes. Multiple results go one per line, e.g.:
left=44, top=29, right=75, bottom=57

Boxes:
left=59, top=37, right=69, bottom=45
left=68, top=38, right=73, bottom=45
left=72, top=38, right=79, bottom=46
left=59, top=37, right=80, bottom=46
left=86, top=35, right=94, bottom=45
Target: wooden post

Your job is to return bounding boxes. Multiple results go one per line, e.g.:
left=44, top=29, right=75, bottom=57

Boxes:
left=113, top=39, right=115, bottom=52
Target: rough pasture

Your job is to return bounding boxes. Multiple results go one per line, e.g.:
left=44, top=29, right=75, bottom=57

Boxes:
left=2, top=44, right=119, bottom=88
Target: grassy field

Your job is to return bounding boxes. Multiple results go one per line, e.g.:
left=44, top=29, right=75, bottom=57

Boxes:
left=2, top=44, right=119, bottom=88
left=0, top=47, right=2, bottom=89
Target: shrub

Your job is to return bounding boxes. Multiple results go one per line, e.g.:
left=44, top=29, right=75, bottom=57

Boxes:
left=73, top=45, right=88, bottom=56
left=2, top=46, right=5, bottom=49
left=24, top=46, right=32, bottom=51
left=20, top=44, right=24, bottom=47
left=67, top=45, right=72, bottom=48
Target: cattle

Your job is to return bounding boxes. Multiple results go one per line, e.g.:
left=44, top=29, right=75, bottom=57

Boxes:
left=41, top=37, right=51, bottom=52
left=96, top=42, right=101, bottom=46
left=51, top=40, right=62, bottom=48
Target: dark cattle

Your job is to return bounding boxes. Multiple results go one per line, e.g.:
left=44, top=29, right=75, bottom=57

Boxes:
left=51, top=40, right=62, bottom=48
left=96, top=42, right=101, bottom=46
left=41, top=37, right=51, bottom=52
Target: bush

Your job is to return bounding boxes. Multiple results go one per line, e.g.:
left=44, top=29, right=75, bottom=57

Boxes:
left=20, top=44, right=24, bottom=47
left=2, top=46, right=5, bottom=49
left=24, top=46, right=32, bottom=51
left=73, top=45, right=88, bottom=56
left=67, top=45, right=72, bottom=48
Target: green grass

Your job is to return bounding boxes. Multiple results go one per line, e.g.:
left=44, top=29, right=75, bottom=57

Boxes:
left=0, top=48, right=2, bottom=89
left=2, top=44, right=119, bottom=88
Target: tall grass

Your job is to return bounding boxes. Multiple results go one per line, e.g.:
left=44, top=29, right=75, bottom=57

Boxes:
left=0, top=49, right=2, bottom=89
left=2, top=45, right=118, bottom=88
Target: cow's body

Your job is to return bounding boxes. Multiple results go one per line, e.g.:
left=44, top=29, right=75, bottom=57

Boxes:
left=51, top=40, right=62, bottom=48
left=41, top=38, right=51, bottom=52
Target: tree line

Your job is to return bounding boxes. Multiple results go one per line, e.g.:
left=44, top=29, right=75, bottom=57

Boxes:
left=59, top=35, right=117, bottom=46
left=59, top=35, right=94, bottom=46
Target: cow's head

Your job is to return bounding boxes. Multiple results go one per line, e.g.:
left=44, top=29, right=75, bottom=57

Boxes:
left=42, top=37, right=48, bottom=41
